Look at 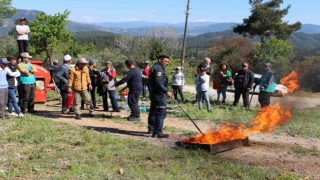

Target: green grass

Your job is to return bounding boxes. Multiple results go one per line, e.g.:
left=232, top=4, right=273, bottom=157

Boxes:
left=290, top=146, right=320, bottom=157
left=281, top=106, right=320, bottom=138
left=0, top=116, right=298, bottom=179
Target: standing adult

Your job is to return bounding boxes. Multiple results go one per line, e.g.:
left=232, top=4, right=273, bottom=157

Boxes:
left=68, top=58, right=95, bottom=120
left=258, top=62, right=276, bottom=107
left=197, top=57, right=212, bottom=75
left=148, top=55, right=173, bottom=138
left=217, top=63, right=232, bottom=104
left=17, top=52, right=37, bottom=113
left=56, top=55, right=72, bottom=114
left=0, top=58, right=20, bottom=118
left=16, top=17, right=30, bottom=56
left=195, top=67, right=211, bottom=112
left=172, top=67, right=185, bottom=102
left=6, top=56, right=23, bottom=117
left=141, top=61, right=151, bottom=100
left=233, top=63, right=254, bottom=108
left=100, top=61, right=120, bottom=112
left=49, top=60, right=61, bottom=93
left=81, top=60, right=100, bottom=109
left=114, top=60, right=142, bottom=121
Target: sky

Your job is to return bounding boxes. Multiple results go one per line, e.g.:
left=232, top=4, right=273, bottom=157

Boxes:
left=11, top=0, right=320, bottom=24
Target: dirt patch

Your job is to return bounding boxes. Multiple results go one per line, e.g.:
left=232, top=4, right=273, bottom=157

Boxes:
left=35, top=101, right=320, bottom=179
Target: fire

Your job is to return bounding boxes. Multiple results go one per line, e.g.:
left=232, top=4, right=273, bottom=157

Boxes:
left=181, top=103, right=291, bottom=144
left=280, top=71, right=300, bottom=93
left=181, top=71, right=300, bottom=145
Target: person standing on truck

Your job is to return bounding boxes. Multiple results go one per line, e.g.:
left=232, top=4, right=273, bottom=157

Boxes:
left=258, top=62, right=276, bottom=107
left=16, top=17, right=30, bottom=56
left=232, top=63, right=254, bottom=108
left=17, top=52, right=37, bottom=114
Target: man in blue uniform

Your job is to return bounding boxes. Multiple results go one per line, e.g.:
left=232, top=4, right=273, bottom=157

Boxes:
left=148, top=55, right=173, bottom=138
left=114, top=60, right=142, bottom=121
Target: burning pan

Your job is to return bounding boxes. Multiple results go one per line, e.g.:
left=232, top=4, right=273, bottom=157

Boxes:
left=176, top=137, right=249, bottom=154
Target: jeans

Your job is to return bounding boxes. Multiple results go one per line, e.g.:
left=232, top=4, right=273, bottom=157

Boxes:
left=142, top=81, right=150, bottom=98
left=217, top=84, right=228, bottom=103
left=102, top=90, right=119, bottom=111
left=172, top=85, right=185, bottom=101
left=0, top=88, right=8, bottom=117
left=197, top=91, right=210, bottom=111
left=128, top=90, right=141, bottom=118
left=233, top=88, right=249, bottom=107
left=17, top=40, right=29, bottom=55
left=8, top=87, right=21, bottom=114
left=21, top=84, right=35, bottom=112
left=148, top=93, right=167, bottom=133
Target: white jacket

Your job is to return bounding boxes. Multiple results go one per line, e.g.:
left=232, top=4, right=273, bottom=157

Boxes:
left=195, top=74, right=210, bottom=92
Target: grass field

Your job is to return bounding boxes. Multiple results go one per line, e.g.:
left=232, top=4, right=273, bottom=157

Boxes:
left=0, top=116, right=299, bottom=179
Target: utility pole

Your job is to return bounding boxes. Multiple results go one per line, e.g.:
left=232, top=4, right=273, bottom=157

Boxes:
left=181, top=0, right=190, bottom=67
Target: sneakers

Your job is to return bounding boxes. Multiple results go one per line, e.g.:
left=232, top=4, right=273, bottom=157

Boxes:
left=18, top=113, right=24, bottom=118
left=75, top=114, right=82, bottom=120
left=8, top=112, right=19, bottom=116
left=152, top=132, right=169, bottom=138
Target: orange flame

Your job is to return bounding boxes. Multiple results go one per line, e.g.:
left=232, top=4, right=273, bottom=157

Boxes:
left=280, top=71, right=300, bottom=93
left=181, top=103, right=291, bottom=144
left=181, top=71, right=300, bottom=145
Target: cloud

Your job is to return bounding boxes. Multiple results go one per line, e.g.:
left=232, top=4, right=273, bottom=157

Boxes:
left=150, top=9, right=155, bottom=13
left=194, top=19, right=212, bottom=22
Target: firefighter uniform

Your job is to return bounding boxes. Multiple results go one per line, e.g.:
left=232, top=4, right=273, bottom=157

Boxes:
left=148, top=63, right=169, bottom=137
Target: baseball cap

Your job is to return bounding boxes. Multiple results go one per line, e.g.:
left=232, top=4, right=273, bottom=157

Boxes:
left=63, top=55, right=72, bottom=61
left=242, top=63, right=249, bottom=67
left=89, top=59, right=96, bottom=65
left=0, top=58, right=9, bottom=64
left=20, top=52, right=32, bottom=58
left=264, top=62, right=272, bottom=67
left=105, top=60, right=112, bottom=64
left=77, top=58, right=88, bottom=64
left=144, top=61, right=149, bottom=64
left=175, top=67, right=181, bottom=70
left=53, top=59, right=59, bottom=64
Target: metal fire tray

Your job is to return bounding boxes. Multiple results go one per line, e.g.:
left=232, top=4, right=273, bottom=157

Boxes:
left=176, top=137, right=249, bottom=154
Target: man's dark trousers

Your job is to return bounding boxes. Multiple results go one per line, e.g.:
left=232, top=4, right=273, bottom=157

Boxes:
left=233, top=88, right=249, bottom=107
left=21, top=84, right=35, bottom=112
left=17, top=40, right=29, bottom=55
left=148, top=94, right=167, bottom=133
left=128, top=90, right=141, bottom=118
left=258, top=91, right=272, bottom=107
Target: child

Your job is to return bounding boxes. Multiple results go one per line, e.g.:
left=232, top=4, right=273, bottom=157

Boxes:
left=172, top=67, right=185, bottom=102
left=195, top=68, right=211, bottom=112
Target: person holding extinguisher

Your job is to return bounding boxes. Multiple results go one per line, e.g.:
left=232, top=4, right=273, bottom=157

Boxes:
left=56, top=55, right=73, bottom=114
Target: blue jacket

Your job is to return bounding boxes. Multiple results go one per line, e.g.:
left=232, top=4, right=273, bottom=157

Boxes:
left=149, top=63, right=168, bottom=94
left=56, top=63, right=70, bottom=90
left=259, top=70, right=276, bottom=93
left=0, top=67, right=8, bottom=89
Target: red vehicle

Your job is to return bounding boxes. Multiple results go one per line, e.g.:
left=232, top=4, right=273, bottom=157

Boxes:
left=30, top=60, right=56, bottom=103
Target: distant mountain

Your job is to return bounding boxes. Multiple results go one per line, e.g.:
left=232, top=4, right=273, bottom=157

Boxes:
left=0, top=9, right=113, bottom=36
left=297, top=24, right=320, bottom=34
left=1, top=9, right=320, bottom=37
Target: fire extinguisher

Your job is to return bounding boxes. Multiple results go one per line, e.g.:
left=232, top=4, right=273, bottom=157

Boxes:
left=66, top=93, right=74, bottom=109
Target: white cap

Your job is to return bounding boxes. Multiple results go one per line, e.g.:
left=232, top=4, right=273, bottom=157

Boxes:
left=63, top=55, right=72, bottom=61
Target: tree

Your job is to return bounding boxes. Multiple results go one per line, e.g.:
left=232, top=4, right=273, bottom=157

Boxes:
left=233, top=0, right=301, bottom=43
left=209, top=36, right=257, bottom=71
left=0, top=0, right=16, bottom=26
left=254, top=37, right=294, bottom=76
left=149, top=41, right=166, bottom=61
left=29, top=10, right=71, bottom=65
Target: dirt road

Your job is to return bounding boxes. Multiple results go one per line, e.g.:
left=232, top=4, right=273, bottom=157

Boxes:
left=36, top=101, right=320, bottom=179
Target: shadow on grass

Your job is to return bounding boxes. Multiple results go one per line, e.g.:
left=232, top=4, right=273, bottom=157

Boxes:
left=86, top=126, right=149, bottom=137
